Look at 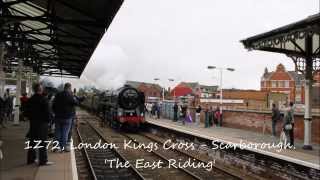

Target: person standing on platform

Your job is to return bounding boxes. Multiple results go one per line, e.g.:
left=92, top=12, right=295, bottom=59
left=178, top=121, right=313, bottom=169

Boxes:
left=3, top=89, right=13, bottom=122
left=151, top=103, right=156, bottom=119
left=179, top=105, right=183, bottom=121
left=67, top=88, right=84, bottom=145
left=47, top=93, right=55, bottom=138
left=144, top=103, right=149, bottom=116
left=20, top=93, right=29, bottom=121
left=195, top=105, right=202, bottom=126
left=271, top=103, right=280, bottom=136
left=283, top=102, right=295, bottom=147
left=215, top=106, right=222, bottom=127
left=204, top=105, right=210, bottom=128
left=25, top=83, right=53, bottom=166
left=156, top=103, right=161, bottom=119
left=212, top=106, right=218, bottom=126
left=0, top=96, right=5, bottom=128
left=185, top=108, right=193, bottom=125
left=173, top=102, right=178, bottom=122
left=52, top=83, right=78, bottom=152
left=208, top=106, right=214, bottom=127
left=147, top=103, right=152, bottom=117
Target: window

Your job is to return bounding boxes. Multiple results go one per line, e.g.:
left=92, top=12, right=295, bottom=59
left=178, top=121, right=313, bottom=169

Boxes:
left=285, top=81, right=289, bottom=88
left=272, top=81, right=277, bottom=88
left=279, top=81, right=284, bottom=88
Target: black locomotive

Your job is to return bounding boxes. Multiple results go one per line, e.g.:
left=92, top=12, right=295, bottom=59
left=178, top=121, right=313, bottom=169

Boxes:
left=83, top=85, right=145, bottom=130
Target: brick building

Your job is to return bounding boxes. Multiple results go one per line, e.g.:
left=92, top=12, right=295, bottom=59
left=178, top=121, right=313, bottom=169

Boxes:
left=261, top=64, right=320, bottom=105
left=125, top=80, right=162, bottom=101
left=171, top=82, right=218, bottom=98
left=222, top=89, right=287, bottom=109
left=200, top=84, right=218, bottom=98
left=199, top=89, right=287, bottom=110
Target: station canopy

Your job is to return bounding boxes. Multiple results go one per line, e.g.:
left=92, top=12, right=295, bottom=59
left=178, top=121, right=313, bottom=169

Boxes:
left=241, top=13, right=320, bottom=74
left=0, top=0, right=123, bottom=77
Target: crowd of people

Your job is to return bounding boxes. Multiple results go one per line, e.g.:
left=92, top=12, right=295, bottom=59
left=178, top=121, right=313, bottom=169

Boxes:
left=272, top=102, right=295, bottom=146
left=0, top=82, right=83, bottom=166
left=172, top=103, right=223, bottom=128
left=148, top=101, right=295, bottom=147
left=146, top=103, right=161, bottom=119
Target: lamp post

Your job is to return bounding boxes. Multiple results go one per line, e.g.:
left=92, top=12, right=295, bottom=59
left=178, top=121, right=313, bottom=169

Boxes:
left=207, top=66, right=235, bottom=114
left=168, top=78, right=175, bottom=99
left=154, top=78, right=164, bottom=101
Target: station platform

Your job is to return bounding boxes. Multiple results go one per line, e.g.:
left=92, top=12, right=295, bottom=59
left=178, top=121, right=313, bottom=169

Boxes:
left=0, top=121, right=77, bottom=180
left=146, top=117, right=320, bottom=170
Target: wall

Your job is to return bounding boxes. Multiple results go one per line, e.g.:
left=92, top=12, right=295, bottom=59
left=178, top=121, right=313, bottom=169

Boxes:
left=221, top=110, right=320, bottom=144
left=176, top=106, right=320, bottom=144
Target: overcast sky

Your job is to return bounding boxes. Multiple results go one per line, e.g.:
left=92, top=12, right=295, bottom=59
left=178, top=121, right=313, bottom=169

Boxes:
left=50, top=0, right=318, bottom=90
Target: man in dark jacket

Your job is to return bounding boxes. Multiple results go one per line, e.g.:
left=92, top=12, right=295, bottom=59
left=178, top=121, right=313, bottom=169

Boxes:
left=0, top=96, right=5, bottom=128
left=53, top=83, right=78, bottom=151
left=173, top=102, right=178, bottom=122
left=25, top=83, right=53, bottom=166
left=282, top=102, right=295, bottom=146
left=3, top=89, right=13, bottom=122
left=195, top=105, right=202, bottom=125
left=271, top=103, right=280, bottom=136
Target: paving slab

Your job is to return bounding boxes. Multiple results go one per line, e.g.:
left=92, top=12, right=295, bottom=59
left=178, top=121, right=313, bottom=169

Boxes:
left=0, top=121, right=76, bottom=180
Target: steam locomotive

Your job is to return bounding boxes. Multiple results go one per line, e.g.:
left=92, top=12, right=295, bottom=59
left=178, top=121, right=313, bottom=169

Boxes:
left=82, top=85, right=145, bottom=130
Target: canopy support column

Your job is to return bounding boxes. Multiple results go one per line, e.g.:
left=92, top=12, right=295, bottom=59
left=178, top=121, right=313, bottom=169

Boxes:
left=13, top=59, right=22, bottom=125
left=0, top=42, right=5, bottom=97
left=303, top=34, right=313, bottom=150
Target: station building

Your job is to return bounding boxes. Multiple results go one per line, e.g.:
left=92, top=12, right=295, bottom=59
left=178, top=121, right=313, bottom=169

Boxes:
left=126, top=80, right=162, bottom=102
left=261, top=63, right=320, bottom=107
left=199, top=89, right=287, bottom=110
left=171, top=82, right=218, bottom=98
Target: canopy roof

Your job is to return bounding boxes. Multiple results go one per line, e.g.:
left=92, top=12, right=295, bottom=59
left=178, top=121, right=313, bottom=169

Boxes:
left=0, top=0, right=123, bottom=77
left=241, top=13, right=320, bottom=59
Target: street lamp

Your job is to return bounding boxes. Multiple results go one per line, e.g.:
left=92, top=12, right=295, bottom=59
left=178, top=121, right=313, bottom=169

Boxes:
left=154, top=78, right=164, bottom=101
left=168, top=78, right=175, bottom=99
left=207, top=66, right=235, bottom=114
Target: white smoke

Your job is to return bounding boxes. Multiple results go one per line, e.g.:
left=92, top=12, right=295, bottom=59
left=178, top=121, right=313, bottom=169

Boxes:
left=80, top=40, right=130, bottom=90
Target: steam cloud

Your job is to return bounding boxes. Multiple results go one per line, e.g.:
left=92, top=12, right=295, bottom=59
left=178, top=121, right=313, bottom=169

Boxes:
left=81, top=42, right=131, bottom=90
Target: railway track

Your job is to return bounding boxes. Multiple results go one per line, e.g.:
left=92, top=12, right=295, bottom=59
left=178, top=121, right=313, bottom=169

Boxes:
left=124, top=132, right=240, bottom=180
left=78, top=113, right=241, bottom=180
left=81, top=117, right=197, bottom=180
left=73, top=126, right=95, bottom=180
left=75, top=120, right=144, bottom=180
left=75, top=110, right=320, bottom=180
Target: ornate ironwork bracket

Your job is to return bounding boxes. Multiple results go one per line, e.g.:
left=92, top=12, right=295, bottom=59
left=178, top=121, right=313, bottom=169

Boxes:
left=289, top=56, right=320, bottom=76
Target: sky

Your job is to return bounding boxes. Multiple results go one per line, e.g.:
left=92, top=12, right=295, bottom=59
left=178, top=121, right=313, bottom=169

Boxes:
left=49, top=0, right=318, bottom=90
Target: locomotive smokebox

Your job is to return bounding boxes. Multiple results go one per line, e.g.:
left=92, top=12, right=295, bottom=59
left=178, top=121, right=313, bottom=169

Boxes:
left=118, top=86, right=141, bottom=110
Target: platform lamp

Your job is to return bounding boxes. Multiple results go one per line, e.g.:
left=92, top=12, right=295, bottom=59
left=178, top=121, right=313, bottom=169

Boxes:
left=207, top=66, right=235, bottom=114
left=168, top=78, right=175, bottom=99
left=153, top=78, right=164, bottom=101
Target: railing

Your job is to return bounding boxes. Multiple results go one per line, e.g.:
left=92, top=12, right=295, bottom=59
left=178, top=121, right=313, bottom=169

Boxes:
left=160, top=102, right=320, bottom=119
